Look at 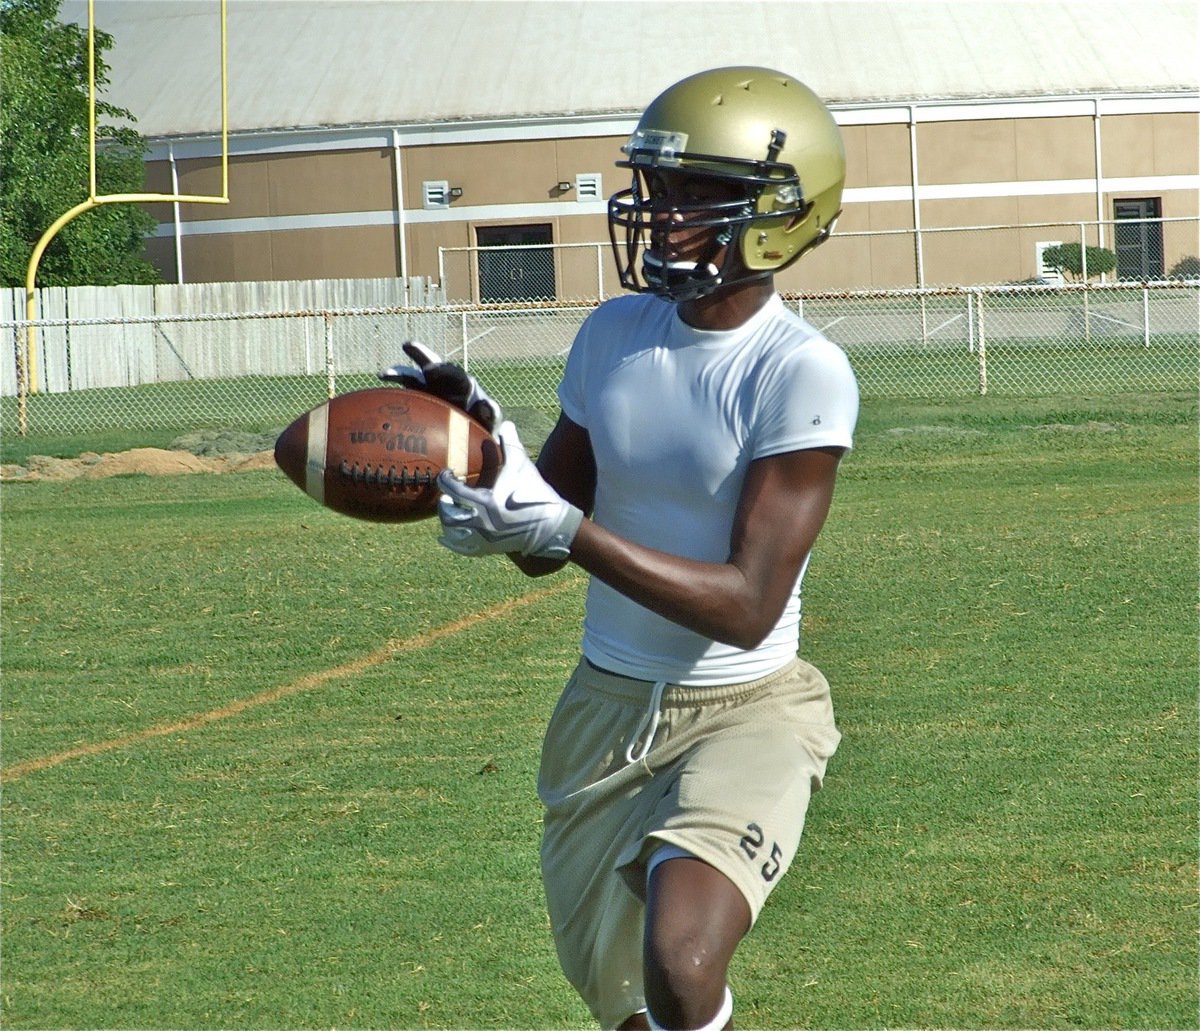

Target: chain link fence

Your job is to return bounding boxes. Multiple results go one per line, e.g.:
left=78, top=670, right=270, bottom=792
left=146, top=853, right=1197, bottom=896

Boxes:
left=4, top=280, right=1195, bottom=442
left=795, top=283, right=1197, bottom=397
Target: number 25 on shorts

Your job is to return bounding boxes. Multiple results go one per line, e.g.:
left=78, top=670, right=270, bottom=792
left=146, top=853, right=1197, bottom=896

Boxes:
left=739, top=822, right=783, bottom=882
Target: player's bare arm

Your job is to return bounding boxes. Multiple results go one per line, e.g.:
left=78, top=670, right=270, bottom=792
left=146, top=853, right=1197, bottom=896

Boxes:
left=509, top=410, right=843, bottom=650
left=568, top=439, right=844, bottom=651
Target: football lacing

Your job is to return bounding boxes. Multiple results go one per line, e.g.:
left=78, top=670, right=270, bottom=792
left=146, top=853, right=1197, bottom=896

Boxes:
left=338, top=460, right=436, bottom=489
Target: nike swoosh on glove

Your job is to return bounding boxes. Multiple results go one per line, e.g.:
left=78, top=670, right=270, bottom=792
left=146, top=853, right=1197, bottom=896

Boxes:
left=379, top=341, right=502, bottom=431
left=436, top=421, right=583, bottom=560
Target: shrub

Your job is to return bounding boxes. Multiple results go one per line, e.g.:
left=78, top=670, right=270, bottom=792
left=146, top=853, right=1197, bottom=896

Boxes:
left=1168, top=256, right=1200, bottom=281
left=1040, top=243, right=1118, bottom=281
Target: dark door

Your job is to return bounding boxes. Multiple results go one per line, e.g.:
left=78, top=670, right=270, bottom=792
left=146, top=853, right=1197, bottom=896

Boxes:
left=1114, top=198, right=1164, bottom=281
left=476, top=224, right=555, bottom=301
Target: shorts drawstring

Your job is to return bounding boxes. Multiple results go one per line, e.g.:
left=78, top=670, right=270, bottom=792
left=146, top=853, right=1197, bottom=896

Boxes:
left=624, top=680, right=667, bottom=764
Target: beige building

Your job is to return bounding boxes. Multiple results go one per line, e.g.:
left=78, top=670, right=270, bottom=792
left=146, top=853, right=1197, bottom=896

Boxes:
left=69, top=1, right=1200, bottom=299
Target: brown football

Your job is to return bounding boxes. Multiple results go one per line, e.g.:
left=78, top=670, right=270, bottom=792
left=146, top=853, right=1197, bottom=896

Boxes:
left=274, top=388, right=501, bottom=522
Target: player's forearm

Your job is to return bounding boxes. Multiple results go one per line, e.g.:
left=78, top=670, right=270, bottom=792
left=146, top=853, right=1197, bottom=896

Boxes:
left=565, top=519, right=782, bottom=651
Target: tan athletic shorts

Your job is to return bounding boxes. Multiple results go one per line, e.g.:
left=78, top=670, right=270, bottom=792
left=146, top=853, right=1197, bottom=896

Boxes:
left=537, top=656, right=841, bottom=1029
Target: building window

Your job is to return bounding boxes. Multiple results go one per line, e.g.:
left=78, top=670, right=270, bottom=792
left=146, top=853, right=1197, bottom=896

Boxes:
left=476, top=224, right=556, bottom=302
left=1113, top=198, right=1164, bottom=281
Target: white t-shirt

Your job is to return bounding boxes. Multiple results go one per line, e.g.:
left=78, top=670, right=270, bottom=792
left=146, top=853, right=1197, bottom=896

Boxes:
left=558, top=291, right=859, bottom=686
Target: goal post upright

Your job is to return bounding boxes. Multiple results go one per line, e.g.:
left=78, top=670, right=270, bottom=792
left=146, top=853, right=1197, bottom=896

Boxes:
left=19, top=0, right=230, bottom=431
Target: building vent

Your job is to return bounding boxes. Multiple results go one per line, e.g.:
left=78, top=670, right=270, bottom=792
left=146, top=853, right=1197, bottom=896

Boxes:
left=423, top=180, right=451, bottom=210
left=1036, top=241, right=1065, bottom=285
left=575, top=173, right=603, bottom=200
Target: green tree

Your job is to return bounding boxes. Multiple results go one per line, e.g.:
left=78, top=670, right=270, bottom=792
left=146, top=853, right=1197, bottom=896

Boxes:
left=0, top=0, right=159, bottom=286
left=1040, top=242, right=1118, bottom=282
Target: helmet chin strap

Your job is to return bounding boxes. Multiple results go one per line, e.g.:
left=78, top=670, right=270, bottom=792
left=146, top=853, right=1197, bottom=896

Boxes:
left=641, top=219, right=773, bottom=303
left=641, top=220, right=742, bottom=301
left=638, top=200, right=765, bottom=302
left=641, top=252, right=723, bottom=301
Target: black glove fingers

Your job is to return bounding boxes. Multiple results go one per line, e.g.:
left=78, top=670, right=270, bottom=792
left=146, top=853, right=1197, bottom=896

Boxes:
left=401, top=341, right=435, bottom=368
left=422, top=364, right=473, bottom=410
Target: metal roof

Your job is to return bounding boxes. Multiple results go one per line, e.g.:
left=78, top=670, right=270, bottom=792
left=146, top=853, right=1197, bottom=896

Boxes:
left=64, top=0, right=1200, bottom=139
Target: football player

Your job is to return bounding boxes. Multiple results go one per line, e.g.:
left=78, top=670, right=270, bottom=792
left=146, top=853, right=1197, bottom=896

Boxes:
left=391, top=67, right=858, bottom=1030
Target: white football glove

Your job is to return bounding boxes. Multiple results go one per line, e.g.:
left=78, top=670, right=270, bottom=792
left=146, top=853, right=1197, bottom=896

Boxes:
left=437, top=421, right=583, bottom=560
left=379, top=341, right=502, bottom=431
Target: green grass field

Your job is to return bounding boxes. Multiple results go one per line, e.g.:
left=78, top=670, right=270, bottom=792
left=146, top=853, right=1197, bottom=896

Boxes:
left=2, top=392, right=1197, bottom=1029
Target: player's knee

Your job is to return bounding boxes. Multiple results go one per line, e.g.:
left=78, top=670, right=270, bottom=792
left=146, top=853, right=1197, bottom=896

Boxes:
left=643, top=931, right=730, bottom=1027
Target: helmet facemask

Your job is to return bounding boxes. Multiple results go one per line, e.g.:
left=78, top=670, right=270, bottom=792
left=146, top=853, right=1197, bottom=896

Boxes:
left=609, top=172, right=749, bottom=302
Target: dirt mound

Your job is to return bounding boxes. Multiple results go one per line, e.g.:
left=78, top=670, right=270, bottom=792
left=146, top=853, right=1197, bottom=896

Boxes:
left=2, top=448, right=276, bottom=482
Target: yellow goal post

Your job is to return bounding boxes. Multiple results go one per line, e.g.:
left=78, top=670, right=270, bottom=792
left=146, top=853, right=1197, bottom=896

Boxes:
left=18, top=0, right=230, bottom=431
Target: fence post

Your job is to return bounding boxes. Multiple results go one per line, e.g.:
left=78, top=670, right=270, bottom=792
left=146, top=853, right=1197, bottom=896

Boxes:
left=966, top=288, right=975, bottom=353
left=460, top=311, right=469, bottom=371
left=1080, top=222, right=1092, bottom=344
left=976, top=290, right=988, bottom=396
left=1142, top=285, right=1151, bottom=349
left=15, top=323, right=28, bottom=436
left=324, top=313, right=336, bottom=398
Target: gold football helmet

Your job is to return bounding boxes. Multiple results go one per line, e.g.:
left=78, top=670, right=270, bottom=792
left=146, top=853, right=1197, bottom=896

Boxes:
left=609, top=67, right=846, bottom=301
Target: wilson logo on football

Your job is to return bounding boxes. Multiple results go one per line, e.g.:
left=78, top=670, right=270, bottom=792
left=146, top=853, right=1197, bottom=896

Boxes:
left=348, top=429, right=429, bottom=455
